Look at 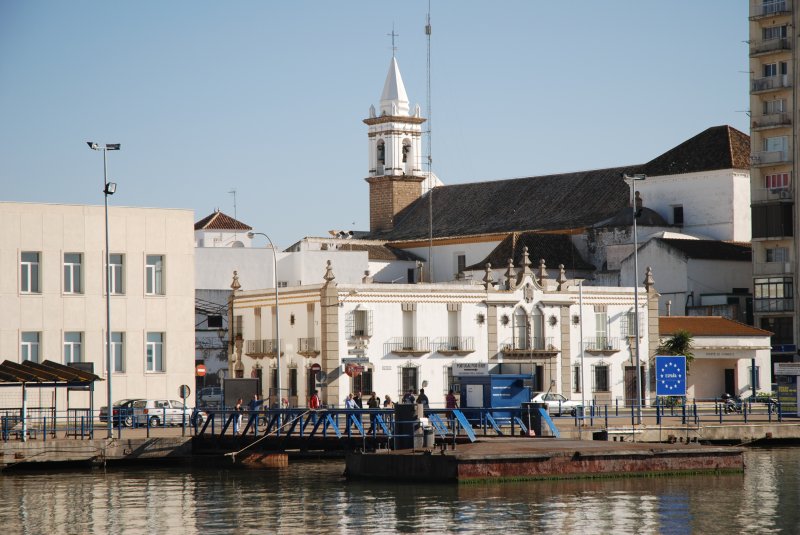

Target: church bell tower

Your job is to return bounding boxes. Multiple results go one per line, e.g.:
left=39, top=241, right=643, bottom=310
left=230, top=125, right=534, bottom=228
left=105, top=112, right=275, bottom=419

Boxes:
left=364, top=56, right=427, bottom=234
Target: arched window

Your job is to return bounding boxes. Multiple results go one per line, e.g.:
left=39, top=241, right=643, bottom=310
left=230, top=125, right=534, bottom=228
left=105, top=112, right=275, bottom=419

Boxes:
left=514, top=308, right=528, bottom=349
left=402, top=139, right=411, bottom=163
left=377, top=140, right=385, bottom=165
left=531, top=309, right=543, bottom=349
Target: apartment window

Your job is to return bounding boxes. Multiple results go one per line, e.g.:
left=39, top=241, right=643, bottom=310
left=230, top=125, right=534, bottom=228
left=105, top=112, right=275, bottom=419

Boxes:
left=763, top=61, right=788, bottom=78
left=399, top=366, right=418, bottom=396
left=348, top=309, right=373, bottom=337
left=63, top=253, right=83, bottom=294
left=763, top=0, right=787, bottom=15
left=754, top=277, right=794, bottom=312
left=20, top=252, right=41, bottom=293
left=620, top=311, right=637, bottom=339
left=107, top=332, right=125, bottom=373
left=592, top=363, right=610, bottom=392
left=289, top=368, right=298, bottom=397
left=108, top=254, right=124, bottom=295
left=146, top=332, right=164, bottom=372
left=673, top=206, right=684, bottom=226
left=456, top=254, right=466, bottom=275
left=766, top=247, right=788, bottom=263
left=353, top=369, right=373, bottom=395
left=21, top=332, right=40, bottom=363
left=146, top=255, right=164, bottom=295
left=573, top=365, right=581, bottom=394
left=763, top=25, right=788, bottom=41
left=765, top=173, right=791, bottom=191
left=595, top=310, right=608, bottom=342
left=763, top=99, right=787, bottom=115
left=752, top=203, right=793, bottom=238
left=64, top=332, right=83, bottom=364
left=764, top=136, right=788, bottom=154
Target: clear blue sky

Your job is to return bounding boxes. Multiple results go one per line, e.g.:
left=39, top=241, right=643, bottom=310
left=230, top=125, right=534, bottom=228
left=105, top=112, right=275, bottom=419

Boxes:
left=0, top=1, right=748, bottom=247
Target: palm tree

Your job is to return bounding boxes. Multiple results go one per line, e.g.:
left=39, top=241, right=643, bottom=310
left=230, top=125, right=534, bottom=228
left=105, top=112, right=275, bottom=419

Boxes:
left=657, top=329, right=694, bottom=370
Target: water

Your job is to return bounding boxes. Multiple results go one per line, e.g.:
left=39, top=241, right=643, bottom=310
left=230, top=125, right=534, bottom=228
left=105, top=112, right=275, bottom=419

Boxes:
left=1, top=448, right=799, bottom=534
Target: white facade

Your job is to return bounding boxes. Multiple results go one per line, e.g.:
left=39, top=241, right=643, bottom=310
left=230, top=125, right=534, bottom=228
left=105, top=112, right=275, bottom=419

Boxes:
left=0, top=202, right=195, bottom=409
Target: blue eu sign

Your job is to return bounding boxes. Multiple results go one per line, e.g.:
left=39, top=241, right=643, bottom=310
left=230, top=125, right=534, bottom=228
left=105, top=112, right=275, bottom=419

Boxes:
left=656, top=355, right=686, bottom=397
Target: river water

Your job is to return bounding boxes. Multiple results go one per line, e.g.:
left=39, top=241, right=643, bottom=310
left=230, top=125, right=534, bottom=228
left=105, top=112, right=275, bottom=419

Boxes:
left=1, top=447, right=799, bottom=534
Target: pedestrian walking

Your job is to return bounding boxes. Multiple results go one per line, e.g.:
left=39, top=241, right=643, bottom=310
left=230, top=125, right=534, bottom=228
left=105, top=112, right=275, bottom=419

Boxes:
left=233, top=398, right=244, bottom=435
left=383, top=395, right=394, bottom=408
left=402, top=390, right=415, bottom=404
left=416, top=388, right=429, bottom=409
left=344, top=393, right=357, bottom=409
left=446, top=390, right=457, bottom=409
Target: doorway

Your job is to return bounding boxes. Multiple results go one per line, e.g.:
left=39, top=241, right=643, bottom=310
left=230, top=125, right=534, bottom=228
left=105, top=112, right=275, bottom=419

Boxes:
left=624, top=366, right=645, bottom=406
left=724, top=368, right=735, bottom=396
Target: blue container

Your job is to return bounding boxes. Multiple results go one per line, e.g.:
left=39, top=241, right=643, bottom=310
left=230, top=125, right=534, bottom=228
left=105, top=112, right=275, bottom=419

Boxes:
left=460, top=374, right=530, bottom=419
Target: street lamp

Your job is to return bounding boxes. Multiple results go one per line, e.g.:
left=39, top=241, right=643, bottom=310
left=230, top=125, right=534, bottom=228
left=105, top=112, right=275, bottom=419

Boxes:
left=87, top=141, right=120, bottom=439
left=623, top=173, right=646, bottom=425
left=247, top=231, right=282, bottom=407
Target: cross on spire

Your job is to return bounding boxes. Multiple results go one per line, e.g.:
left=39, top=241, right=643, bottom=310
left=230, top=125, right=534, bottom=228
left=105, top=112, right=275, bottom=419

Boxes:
left=387, top=25, right=399, bottom=57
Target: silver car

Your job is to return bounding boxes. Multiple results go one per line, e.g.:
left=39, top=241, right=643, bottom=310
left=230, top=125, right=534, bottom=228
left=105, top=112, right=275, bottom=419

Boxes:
left=130, top=399, right=194, bottom=427
left=530, top=392, right=582, bottom=416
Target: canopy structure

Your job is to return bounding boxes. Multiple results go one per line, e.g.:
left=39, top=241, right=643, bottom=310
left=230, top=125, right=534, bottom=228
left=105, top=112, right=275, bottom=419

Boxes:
left=0, top=359, right=101, bottom=387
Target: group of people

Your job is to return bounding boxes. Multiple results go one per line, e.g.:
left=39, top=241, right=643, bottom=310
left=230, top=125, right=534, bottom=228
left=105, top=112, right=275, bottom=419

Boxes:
left=343, top=391, right=395, bottom=409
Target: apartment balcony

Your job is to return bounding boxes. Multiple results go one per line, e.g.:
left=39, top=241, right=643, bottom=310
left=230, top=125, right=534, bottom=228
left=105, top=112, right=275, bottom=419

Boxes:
left=500, top=337, right=558, bottom=360
left=584, top=337, right=620, bottom=354
left=750, top=0, right=791, bottom=20
left=297, top=337, right=320, bottom=357
left=751, top=75, right=791, bottom=94
left=751, top=150, right=791, bottom=167
left=433, top=336, right=475, bottom=356
left=754, top=261, right=795, bottom=276
left=752, top=112, right=791, bottom=131
left=754, top=297, right=794, bottom=313
left=386, top=337, right=430, bottom=356
left=750, top=38, right=791, bottom=57
left=245, top=339, right=284, bottom=358
left=752, top=186, right=793, bottom=203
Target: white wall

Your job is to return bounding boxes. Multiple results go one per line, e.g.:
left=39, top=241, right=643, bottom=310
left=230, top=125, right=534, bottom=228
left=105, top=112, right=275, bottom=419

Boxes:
left=195, top=247, right=277, bottom=290
left=620, top=240, right=688, bottom=315
left=403, top=240, right=502, bottom=283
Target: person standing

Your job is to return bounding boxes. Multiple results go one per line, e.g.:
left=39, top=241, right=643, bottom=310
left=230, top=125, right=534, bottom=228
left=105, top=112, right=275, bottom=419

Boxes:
left=353, top=391, right=363, bottom=409
left=367, top=392, right=379, bottom=433
left=344, top=393, right=356, bottom=409
left=402, top=390, right=415, bottom=404
left=248, top=394, right=263, bottom=435
left=383, top=395, right=394, bottom=408
left=309, top=389, right=321, bottom=424
left=416, top=388, right=429, bottom=409
left=233, top=398, right=244, bottom=436
left=446, top=390, right=457, bottom=409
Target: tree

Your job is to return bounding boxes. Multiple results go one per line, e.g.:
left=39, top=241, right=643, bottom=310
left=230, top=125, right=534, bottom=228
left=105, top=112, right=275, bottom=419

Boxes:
left=657, top=329, right=694, bottom=370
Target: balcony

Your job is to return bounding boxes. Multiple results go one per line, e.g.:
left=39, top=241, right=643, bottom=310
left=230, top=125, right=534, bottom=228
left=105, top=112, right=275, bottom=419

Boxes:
left=752, top=186, right=793, bottom=203
left=750, top=0, right=791, bottom=20
left=386, top=337, right=430, bottom=356
left=500, top=337, right=558, bottom=359
left=754, top=261, right=795, bottom=276
left=433, top=336, right=475, bottom=356
left=297, top=337, right=320, bottom=357
left=245, top=339, right=284, bottom=358
left=584, top=337, right=620, bottom=354
left=751, top=150, right=791, bottom=167
left=687, top=304, right=743, bottom=322
left=751, top=75, right=791, bottom=94
left=750, top=38, right=791, bottom=57
left=752, top=112, right=791, bottom=131
left=755, top=297, right=794, bottom=312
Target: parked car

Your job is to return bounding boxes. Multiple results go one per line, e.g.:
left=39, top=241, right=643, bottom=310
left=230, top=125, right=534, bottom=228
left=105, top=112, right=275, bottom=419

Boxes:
left=99, top=399, right=141, bottom=427
left=129, top=399, right=196, bottom=427
left=198, top=387, right=223, bottom=407
left=530, top=392, right=582, bottom=416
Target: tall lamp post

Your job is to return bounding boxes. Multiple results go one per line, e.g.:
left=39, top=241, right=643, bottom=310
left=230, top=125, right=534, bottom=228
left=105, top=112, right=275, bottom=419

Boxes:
left=623, top=173, right=646, bottom=425
left=247, top=231, right=281, bottom=406
left=87, top=141, right=120, bottom=439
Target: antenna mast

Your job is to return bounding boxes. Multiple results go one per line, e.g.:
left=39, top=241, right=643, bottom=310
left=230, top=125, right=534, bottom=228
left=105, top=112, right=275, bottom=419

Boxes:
left=229, top=188, right=238, bottom=240
left=425, top=1, right=433, bottom=282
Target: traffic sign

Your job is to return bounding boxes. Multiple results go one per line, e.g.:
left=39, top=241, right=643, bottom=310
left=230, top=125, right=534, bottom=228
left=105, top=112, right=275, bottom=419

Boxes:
left=179, top=384, right=191, bottom=399
left=196, top=364, right=207, bottom=377
left=655, top=355, right=686, bottom=396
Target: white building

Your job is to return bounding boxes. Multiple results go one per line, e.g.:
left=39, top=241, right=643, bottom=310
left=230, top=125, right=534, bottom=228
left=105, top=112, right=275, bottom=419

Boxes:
left=230, top=252, right=660, bottom=409
left=0, top=202, right=195, bottom=409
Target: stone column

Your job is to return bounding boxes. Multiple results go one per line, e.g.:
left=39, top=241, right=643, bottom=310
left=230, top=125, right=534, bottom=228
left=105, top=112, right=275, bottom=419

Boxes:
left=560, top=306, right=572, bottom=394
left=644, top=267, right=661, bottom=400
left=320, top=261, right=340, bottom=406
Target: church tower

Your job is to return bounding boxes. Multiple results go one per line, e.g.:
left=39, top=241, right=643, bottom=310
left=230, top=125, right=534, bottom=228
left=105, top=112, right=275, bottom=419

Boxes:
left=364, top=56, right=427, bottom=233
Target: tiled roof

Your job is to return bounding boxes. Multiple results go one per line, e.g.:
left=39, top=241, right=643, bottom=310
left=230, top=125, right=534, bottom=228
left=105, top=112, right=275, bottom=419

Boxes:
left=657, top=239, right=751, bottom=261
left=194, top=211, right=252, bottom=231
left=643, top=125, right=750, bottom=176
left=370, top=126, right=748, bottom=242
left=465, top=232, right=595, bottom=272
left=659, top=316, right=772, bottom=337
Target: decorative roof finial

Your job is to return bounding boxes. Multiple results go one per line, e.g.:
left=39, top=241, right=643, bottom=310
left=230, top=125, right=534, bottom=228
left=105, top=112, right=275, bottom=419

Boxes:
left=537, top=259, right=549, bottom=286
left=556, top=264, right=567, bottom=291
left=644, top=266, right=655, bottom=292
left=483, top=263, right=495, bottom=291
left=516, top=246, right=534, bottom=285
left=505, top=258, right=516, bottom=290
left=323, top=260, right=336, bottom=284
left=230, top=271, right=241, bottom=291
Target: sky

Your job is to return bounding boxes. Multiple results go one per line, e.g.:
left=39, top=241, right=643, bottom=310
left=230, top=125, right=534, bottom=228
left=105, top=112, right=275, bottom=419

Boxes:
left=0, top=1, right=749, bottom=247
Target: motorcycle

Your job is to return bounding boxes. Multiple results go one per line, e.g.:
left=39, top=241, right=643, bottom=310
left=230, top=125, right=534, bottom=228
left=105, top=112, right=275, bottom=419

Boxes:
left=721, top=393, right=742, bottom=414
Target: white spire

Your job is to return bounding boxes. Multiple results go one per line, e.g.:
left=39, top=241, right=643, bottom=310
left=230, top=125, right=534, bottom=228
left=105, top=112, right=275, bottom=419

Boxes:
left=380, top=57, right=409, bottom=116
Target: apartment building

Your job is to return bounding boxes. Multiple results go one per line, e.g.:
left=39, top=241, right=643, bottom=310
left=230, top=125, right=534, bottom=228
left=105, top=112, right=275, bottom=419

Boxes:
left=749, top=0, right=798, bottom=369
left=0, top=202, right=195, bottom=409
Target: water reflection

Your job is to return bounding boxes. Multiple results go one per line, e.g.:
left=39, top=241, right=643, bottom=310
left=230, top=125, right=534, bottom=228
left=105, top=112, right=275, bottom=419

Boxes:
left=0, top=449, right=798, bottom=534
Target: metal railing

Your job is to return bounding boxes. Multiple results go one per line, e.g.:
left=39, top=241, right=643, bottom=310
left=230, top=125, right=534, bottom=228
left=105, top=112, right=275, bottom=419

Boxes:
left=751, top=150, right=791, bottom=166
left=750, top=0, right=791, bottom=19
left=751, top=186, right=792, bottom=203
left=433, top=336, right=475, bottom=352
left=297, top=337, right=319, bottom=353
left=750, top=38, right=791, bottom=56
left=752, top=112, right=791, bottom=129
left=500, top=337, right=554, bottom=351
left=246, top=339, right=283, bottom=356
left=751, top=76, right=791, bottom=93
left=584, top=337, right=620, bottom=351
left=386, top=337, right=430, bottom=353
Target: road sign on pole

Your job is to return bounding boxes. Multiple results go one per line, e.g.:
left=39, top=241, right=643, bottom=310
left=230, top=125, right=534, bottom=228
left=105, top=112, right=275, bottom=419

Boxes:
left=655, top=355, right=687, bottom=397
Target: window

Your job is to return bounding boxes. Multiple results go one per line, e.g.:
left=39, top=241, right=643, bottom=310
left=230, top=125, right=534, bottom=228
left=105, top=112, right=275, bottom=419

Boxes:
left=376, top=140, right=385, bottom=165
left=349, top=309, right=373, bottom=337
left=595, top=309, right=608, bottom=342
left=761, top=316, right=793, bottom=346
left=289, top=368, right=298, bottom=397
left=64, top=332, right=83, bottom=364
left=672, top=206, right=684, bottom=226
left=573, top=365, right=581, bottom=394
left=456, top=254, right=466, bottom=275
left=765, top=173, right=791, bottom=191
left=107, top=332, right=124, bottom=373
left=146, top=332, right=164, bottom=372
left=400, top=366, right=418, bottom=395
left=21, top=332, right=40, bottom=363
left=754, top=277, right=794, bottom=312
left=763, top=61, right=788, bottom=78
left=306, top=368, right=317, bottom=399
left=146, top=255, right=164, bottom=295
left=353, top=369, right=373, bottom=395
left=752, top=204, right=793, bottom=239
left=233, top=315, right=243, bottom=338
left=763, top=99, right=787, bottom=115
left=766, top=247, right=788, bottom=263
left=207, top=315, right=223, bottom=329
left=763, top=0, right=787, bottom=15
left=63, top=253, right=82, bottom=294
left=20, top=252, right=41, bottom=293
left=763, top=24, right=788, bottom=41
left=764, top=135, right=788, bottom=153
left=108, top=254, right=124, bottom=295
left=514, top=308, right=528, bottom=349
left=620, top=311, right=637, bottom=339
left=592, top=364, right=610, bottom=392
left=748, top=366, right=761, bottom=390
left=443, top=365, right=460, bottom=395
